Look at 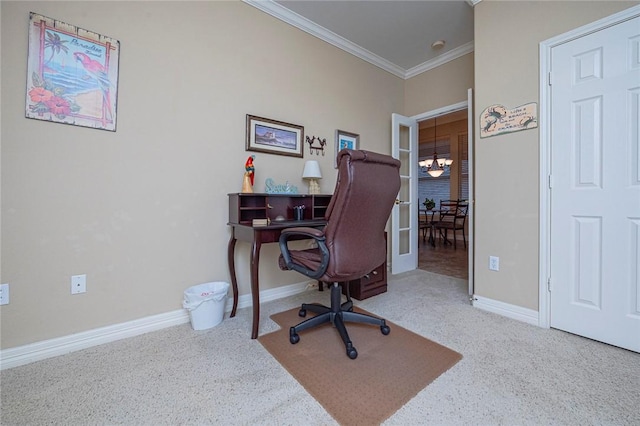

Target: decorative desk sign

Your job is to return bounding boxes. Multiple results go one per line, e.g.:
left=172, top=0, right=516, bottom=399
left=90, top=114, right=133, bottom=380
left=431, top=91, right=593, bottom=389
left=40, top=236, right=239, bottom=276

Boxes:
left=479, top=103, right=537, bottom=138
left=265, top=178, right=298, bottom=194
left=26, top=13, right=120, bottom=131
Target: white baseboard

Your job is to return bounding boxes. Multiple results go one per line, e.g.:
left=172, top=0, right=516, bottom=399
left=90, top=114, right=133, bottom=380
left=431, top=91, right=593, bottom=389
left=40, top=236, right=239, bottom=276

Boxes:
left=472, top=295, right=539, bottom=326
left=0, top=280, right=311, bottom=370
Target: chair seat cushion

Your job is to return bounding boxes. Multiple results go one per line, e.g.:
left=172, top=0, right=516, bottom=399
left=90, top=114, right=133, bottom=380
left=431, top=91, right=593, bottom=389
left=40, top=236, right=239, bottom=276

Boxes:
left=278, top=248, right=323, bottom=272
left=435, top=222, right=457, bottom=229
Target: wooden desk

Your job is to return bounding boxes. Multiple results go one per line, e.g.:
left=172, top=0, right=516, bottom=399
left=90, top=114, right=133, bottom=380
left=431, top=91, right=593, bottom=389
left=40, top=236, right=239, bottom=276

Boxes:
left=227, top=193, right=332, bottom=339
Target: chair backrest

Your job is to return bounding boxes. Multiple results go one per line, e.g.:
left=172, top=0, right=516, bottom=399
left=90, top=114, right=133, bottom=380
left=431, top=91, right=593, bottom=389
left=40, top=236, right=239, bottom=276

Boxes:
left=454, top=201, right=469, bottom=226
left=418, top=200, right=427, bottom=225
left=438, top=199, right=458, bottom=222
left=322, top=149, right=400, bottom=282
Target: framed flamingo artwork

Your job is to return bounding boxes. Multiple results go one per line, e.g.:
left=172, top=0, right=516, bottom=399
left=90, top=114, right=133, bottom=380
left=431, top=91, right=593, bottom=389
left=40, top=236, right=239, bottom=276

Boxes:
left=25, top=13, right=120, bottom=131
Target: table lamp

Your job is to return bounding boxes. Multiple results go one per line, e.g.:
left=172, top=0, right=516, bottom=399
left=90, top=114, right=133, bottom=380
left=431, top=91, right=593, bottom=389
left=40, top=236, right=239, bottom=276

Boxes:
left=302, top=160, right=322, bottom=194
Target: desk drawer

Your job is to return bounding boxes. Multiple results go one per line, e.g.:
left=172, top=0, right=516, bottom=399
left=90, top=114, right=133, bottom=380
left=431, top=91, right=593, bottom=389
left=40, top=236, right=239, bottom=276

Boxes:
left=361, top=265, right=384, bottom=285
left=345, top=263, right=387, bottom=301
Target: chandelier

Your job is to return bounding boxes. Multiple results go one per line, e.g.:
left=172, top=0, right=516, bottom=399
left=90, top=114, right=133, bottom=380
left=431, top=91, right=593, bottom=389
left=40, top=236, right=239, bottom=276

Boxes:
left=418, top=116, right=452, bottom=178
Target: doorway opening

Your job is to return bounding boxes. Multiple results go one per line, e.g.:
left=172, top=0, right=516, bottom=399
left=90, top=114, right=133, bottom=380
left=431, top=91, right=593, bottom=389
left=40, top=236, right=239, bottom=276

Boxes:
left=417, top=109, right=469, bottom=280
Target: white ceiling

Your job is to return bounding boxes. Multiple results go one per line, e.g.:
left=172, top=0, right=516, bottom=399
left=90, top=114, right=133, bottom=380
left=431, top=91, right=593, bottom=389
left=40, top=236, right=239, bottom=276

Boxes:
left=244, top=0, right=476, bottom=79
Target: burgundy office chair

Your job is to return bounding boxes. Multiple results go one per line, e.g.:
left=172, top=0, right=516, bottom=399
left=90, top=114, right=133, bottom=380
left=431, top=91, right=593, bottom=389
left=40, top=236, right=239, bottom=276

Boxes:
left=278, top=149, right=400, bottom=359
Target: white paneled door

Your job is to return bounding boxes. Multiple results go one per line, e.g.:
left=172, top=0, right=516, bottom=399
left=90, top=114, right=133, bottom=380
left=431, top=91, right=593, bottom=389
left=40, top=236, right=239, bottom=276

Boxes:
left=391, top=113, right=418, bottom=274
left=549, top=16, right=640, bottom=352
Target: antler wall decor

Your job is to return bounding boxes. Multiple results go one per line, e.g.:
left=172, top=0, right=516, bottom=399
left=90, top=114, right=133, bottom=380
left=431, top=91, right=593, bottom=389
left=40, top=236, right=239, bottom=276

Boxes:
left=306, top=136, right=326, bottom=155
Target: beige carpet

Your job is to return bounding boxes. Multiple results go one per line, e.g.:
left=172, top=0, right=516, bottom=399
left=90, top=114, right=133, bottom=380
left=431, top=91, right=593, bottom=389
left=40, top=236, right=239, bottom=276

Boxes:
left=2, top=271, right=639, bottom=425
left=259, top=306, right=462, bottom=425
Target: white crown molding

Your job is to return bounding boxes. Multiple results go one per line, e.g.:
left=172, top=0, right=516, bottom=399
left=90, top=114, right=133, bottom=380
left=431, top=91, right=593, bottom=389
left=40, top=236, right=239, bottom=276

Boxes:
left=405, top=41, right=475, bottom=79
left=466, top=0, right=483, bottom=7
left=243, top=0, right=465, bottom=80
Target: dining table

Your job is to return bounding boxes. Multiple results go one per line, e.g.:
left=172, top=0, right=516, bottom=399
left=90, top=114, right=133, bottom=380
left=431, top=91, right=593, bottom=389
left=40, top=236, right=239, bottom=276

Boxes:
left=420, top=208, right=438, bottom=247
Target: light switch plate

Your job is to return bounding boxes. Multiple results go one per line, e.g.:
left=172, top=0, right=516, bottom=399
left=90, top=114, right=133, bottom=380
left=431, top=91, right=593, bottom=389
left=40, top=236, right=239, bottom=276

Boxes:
left=0, top=283, right=9, bottom=305
left=71, top=274, right=86, bottom=294
left=489, top=256, right=500, bottom=271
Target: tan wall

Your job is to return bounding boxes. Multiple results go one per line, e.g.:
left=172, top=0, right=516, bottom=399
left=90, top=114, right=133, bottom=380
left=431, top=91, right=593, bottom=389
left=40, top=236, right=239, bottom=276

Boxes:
left=404, top=53, right=474, bottom=117
left=473, top=0, right=638, bottom=310
left=4, top=0, right=634, bottom=352
left=0, top=1, right=403, bottom=348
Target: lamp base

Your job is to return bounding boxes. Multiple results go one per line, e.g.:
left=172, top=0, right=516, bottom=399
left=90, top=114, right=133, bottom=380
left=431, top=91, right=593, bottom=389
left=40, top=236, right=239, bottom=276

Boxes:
left=307, top=179, right=320, bottom=194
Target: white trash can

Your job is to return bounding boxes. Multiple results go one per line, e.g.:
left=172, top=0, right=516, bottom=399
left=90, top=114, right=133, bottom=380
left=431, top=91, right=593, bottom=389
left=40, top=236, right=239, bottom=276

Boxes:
left=183, top=281, right=229, bottom=330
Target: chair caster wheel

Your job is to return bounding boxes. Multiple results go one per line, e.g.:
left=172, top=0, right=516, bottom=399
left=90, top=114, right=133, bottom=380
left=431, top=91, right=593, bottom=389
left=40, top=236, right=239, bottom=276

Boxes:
left=347, top=347, right=358, bottom=359
left=289, top=328, right=300, bottom=344
left=298, top=309, right=306, bottom=317
left=381, top=325, right=391, bottom=335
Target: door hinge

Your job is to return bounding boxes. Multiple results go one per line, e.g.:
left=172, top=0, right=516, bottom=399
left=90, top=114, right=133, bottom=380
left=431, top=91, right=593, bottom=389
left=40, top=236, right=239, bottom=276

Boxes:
left=548, top=174, right=553, bottom=189
left=548, top=72, right=553, bottom=86
left=547, top=277, right=551, bottom=292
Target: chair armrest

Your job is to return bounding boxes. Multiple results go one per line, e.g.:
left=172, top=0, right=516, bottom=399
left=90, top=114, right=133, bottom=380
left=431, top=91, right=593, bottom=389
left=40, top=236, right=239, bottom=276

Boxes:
left=279, top=227, right=329, bottom=280
left=281, top=227, right=325, bottom=238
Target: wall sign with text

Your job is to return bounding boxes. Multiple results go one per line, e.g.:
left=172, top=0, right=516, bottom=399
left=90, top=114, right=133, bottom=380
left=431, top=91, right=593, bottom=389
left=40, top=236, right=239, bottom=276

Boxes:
left=479, top=103, right=537, bottom=138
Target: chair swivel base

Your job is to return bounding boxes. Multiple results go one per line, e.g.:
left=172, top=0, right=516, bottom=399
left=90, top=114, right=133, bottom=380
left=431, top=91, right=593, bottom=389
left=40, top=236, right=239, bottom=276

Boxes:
left=289, top=283, right=390, bottom=359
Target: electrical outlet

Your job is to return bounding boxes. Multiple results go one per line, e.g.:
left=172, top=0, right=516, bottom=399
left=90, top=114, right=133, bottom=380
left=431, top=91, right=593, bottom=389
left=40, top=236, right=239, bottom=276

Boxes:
left=0, top=284, right=9, bottom=305
left=489, top=256, right=500, bottom=271
left=71, top=274, right=87, bottom=294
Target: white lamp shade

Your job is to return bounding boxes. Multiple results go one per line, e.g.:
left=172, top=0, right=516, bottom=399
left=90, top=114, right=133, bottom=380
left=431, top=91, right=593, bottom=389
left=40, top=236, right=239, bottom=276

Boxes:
left=419, top=159, right=434, bottom=168
left=302, top=160, right=322, bottom=179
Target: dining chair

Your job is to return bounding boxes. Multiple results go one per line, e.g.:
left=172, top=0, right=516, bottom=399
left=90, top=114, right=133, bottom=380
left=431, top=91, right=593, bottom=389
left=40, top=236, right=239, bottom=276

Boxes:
left=418, top=201, right=431, bottom=243
left=434, top=200, right=468, bottom=249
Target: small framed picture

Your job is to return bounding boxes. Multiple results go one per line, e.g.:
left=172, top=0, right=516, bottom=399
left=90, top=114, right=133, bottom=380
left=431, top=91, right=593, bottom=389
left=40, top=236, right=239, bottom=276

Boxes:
left=246, top=115, right=304, bottom=158
left=335, top=129, right=359, bottom=168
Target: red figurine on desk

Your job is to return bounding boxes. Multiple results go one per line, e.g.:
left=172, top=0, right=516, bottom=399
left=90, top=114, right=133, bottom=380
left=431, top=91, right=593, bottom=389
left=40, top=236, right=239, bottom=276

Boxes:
left=242, top=155, right=255, bottom=193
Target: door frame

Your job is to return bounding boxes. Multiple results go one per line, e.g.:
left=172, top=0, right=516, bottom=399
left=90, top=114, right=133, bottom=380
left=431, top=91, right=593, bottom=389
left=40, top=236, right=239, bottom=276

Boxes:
left=538, top=5, right=640, bottom=328
left=412, top=99, right=474, bottom=296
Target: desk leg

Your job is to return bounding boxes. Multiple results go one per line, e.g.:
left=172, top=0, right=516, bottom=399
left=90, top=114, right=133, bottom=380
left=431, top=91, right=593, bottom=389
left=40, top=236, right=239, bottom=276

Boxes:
left=228, top=235, right=239, bottom=318
left=250, top=240, right=262, bottom=339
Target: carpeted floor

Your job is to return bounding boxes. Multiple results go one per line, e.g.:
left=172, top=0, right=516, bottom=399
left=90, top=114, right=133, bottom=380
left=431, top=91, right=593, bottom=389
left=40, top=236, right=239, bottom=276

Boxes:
left=1, top=270, right=639, bottom=425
